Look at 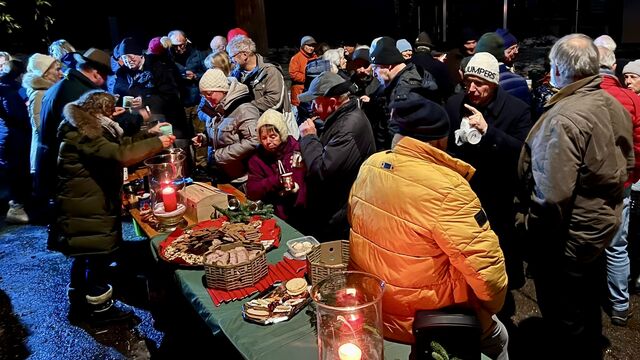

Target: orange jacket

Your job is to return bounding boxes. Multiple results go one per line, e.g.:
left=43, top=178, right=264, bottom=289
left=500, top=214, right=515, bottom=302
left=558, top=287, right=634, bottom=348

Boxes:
left=348, top=137, right=508, bottom=344
left=289, top=50, right=316, bottom=106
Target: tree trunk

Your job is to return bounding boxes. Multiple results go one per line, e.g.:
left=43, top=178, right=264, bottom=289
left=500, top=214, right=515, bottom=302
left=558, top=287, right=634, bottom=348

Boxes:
left=235, top=0, right=268, bottom=55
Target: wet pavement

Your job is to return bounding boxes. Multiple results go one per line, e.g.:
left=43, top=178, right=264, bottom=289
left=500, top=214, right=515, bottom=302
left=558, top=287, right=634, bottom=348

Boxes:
left=0, top=218, right=639, bottom=359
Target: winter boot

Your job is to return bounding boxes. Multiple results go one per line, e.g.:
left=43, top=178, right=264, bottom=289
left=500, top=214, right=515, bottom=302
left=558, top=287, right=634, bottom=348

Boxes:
left=85, top=285, right=134, bottom=326
left=5, top=200, right=29, bottom=224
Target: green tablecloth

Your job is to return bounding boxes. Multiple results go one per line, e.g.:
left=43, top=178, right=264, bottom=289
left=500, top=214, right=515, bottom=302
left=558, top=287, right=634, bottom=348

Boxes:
left=150, top=218, right=412, bottom=359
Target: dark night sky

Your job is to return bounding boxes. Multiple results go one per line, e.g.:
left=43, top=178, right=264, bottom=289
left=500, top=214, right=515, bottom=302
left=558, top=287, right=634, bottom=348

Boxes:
left=4, top=0, right=632, bottom=54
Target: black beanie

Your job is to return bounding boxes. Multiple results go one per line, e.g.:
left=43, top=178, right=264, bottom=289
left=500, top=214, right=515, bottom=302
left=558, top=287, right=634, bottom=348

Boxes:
left=415, top=32, right=433, bottom=48
left=370, top=36, right=404, bottom=65
left=116, top=37, right=143, bottom=56
left=390, top=89, right=449, bottom=142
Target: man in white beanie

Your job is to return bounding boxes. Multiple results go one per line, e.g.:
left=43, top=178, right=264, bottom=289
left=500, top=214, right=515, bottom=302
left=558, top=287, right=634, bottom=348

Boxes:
left=516, top=34, right=633, bottom=358
left=193, top=68, right=259, bottom=187
left=623, top=60, right=640, bottom=95
left=445, top=52, right=532, bottom=295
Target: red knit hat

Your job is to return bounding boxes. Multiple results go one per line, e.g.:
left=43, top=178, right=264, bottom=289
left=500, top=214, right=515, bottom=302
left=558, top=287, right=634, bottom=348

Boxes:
left=227, top=27, right=248, bottom=42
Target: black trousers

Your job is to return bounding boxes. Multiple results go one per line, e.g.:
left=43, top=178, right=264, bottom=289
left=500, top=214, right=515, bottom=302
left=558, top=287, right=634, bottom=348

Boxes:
left=531, top=253, right=606, bottom=359
left=69, top=255, right=113, bottom=301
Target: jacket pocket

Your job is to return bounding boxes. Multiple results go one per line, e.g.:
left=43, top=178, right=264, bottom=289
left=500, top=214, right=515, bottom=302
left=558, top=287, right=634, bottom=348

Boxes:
left=217, top=124, right=238, bottom=146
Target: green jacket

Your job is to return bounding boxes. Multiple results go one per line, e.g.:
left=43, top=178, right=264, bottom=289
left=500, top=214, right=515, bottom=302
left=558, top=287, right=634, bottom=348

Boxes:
left=54, top=103, right=163, bottom=256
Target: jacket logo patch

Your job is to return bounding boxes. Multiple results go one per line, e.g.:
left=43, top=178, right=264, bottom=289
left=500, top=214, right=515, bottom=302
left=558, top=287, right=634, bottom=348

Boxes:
left=475, top=208, right=488, bottom=227
left=381, top=162, right=393, bottom=170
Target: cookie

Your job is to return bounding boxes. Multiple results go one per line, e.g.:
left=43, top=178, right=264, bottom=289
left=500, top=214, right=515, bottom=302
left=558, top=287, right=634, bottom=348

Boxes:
left=285, top=278, right=308, bottom=296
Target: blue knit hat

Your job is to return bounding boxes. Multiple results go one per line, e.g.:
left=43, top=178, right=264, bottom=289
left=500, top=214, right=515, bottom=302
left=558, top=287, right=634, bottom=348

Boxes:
left=396, top=39, right=412, bottom=53
left=496, top=29, right=518, bottom=49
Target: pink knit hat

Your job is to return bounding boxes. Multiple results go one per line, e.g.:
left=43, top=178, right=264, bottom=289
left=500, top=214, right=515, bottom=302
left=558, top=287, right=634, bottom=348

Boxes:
left=148, top=36, right=171, bottom=55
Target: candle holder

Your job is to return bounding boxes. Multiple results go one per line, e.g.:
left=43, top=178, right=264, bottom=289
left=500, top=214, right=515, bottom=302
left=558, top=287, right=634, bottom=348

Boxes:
left=144, top=149, right=187, bottom=231
left=311, top=271, right=385, bottom=360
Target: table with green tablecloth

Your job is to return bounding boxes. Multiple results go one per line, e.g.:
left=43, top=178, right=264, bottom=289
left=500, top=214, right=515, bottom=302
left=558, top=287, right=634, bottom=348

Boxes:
left=150, top=218, right=411, bottom=359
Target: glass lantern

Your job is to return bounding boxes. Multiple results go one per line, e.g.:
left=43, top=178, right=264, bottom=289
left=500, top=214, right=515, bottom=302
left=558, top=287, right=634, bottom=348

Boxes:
left=143, top=148, right=187, bottom=231
left=311, top=271, right=385, bottom=360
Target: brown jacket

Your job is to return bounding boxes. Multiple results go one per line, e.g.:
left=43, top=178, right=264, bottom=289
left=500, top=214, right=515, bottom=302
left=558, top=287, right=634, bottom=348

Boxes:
left=517, top=75, right=634, bottom=263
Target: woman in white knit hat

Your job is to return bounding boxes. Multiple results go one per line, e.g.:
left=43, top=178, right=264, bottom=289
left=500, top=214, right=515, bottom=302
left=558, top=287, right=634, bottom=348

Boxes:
left=246, top=109, right=307, bottom=228
left=623, top=60, right=640, bottom=95
left=193, top=68, right=259, bottom=188
left=22, top=53, right=63, bottom=174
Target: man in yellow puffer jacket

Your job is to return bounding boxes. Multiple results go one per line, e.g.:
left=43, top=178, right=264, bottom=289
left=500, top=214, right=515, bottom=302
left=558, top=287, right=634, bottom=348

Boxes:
left=349, top=88, right=509, bottom=359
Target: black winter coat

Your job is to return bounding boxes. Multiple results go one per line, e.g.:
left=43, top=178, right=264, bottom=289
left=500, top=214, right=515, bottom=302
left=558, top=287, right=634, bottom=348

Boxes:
left=54, top=104, right=163, bottom=256
left=35, top=69, right=101, bottom=200
left=412, top=50, right=455, bottom=101
left=172, top=46, right=207, bottom=107
left=445, top=87, right=532, bottom=236
left=300, top=99, right=375, bottom=241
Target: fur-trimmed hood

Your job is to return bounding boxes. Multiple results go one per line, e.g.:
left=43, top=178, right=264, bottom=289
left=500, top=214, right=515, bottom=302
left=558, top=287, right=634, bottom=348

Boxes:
left=62, top=103, right=104, bottom=140
left=22, top=72, right=56, bottom=91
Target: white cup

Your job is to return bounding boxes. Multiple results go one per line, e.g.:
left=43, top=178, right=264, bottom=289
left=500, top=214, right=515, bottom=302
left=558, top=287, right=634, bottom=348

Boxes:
left=122, top=96, right=134, bottom=109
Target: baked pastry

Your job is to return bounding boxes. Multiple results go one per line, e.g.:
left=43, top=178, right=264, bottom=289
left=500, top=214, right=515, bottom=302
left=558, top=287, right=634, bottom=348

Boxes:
left=285, top=278, right=308, bottom=296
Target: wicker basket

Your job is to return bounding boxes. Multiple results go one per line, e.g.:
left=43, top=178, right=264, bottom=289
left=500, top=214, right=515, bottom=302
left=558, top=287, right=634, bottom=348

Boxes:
left=306, top=240, right=350, bottom=285
left=204, top=242, right=268, bottom=290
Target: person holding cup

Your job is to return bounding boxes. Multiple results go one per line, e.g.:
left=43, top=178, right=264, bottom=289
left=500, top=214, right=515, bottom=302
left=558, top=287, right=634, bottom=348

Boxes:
left=246, top=109, right=307, bottom=227
left=51, top=90, right=174, bottom=326
left=445, top=52, right=532, bottom=291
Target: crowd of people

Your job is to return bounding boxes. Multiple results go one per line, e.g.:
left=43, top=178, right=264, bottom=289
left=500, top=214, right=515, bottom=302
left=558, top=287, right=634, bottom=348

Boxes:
left=1, top=25, right=639, bottom=359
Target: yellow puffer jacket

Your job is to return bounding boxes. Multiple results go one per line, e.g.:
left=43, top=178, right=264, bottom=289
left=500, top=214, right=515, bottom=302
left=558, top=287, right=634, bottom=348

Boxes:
left=348, top=137, right=508, bottom=344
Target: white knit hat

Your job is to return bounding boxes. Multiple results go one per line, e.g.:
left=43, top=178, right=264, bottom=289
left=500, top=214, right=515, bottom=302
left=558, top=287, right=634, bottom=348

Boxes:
left=623, top=60, right=640, bottom=76
left=27, top=53, right=56, bottom=77
left=464, top=52, right=500, bottom=85
left=256, top=109, right=288, bottom=142
left=199, top=69, right=230, bottom=92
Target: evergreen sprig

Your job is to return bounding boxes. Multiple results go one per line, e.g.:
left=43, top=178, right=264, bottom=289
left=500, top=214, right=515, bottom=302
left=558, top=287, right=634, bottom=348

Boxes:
left=212, top=202, right=274, bottom=223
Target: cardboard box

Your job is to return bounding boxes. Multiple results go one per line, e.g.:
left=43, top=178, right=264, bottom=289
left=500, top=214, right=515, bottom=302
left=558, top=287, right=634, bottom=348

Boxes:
left=179, top=182, right=229, bottom=223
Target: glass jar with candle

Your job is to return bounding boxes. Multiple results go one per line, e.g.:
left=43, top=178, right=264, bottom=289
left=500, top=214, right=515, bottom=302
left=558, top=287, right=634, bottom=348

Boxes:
left=144, top=148, right=187, bottom=230
left=311, top=271, right=385, bottom=360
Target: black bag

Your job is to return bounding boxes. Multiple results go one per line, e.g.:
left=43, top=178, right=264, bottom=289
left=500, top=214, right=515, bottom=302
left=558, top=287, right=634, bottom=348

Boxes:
left=413, top=307, right=481, bottom=360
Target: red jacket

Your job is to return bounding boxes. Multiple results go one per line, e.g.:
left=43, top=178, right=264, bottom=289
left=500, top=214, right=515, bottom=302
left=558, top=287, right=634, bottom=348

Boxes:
left=601, top=74, right=640, bottom=186
left=289, top=50, right=316, bottom=106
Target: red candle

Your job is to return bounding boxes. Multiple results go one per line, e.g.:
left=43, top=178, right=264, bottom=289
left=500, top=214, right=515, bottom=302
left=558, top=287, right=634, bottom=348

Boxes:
left=161, top=186, right=177, bottom=212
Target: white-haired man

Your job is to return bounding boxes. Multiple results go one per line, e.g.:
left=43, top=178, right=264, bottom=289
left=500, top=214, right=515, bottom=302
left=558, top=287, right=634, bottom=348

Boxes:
left=598, top=43, right=640, bottom=327
left=517, top=34, right=634, bottom=358
left=227, top=36, right=290, bottom=117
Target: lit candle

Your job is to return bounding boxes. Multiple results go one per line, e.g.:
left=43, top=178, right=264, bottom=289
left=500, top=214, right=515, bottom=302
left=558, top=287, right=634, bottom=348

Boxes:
left=338, top=343, right=362, bottom=360
left=161, top=186, right=177, bottom=212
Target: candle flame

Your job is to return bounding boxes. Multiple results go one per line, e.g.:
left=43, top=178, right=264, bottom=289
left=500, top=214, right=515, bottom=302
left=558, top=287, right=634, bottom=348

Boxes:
left=338, top=343, right=362, bottom=360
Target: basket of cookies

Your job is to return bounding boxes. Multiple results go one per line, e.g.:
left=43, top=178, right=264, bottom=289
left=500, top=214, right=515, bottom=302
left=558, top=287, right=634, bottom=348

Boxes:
left=306, top=240, right=350, bottom=285
left=203, top=242, right=268, bottom=290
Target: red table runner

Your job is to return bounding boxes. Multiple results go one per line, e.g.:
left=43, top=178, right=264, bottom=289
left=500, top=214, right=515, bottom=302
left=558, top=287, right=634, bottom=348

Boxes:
left=207, top=257, right=307, bottom=306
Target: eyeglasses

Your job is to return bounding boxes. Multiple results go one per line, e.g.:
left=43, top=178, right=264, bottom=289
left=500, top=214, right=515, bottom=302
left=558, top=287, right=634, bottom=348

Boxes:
left=231, top=51, right=246, bottom=59
left=172, top=43, right=187, bottom=49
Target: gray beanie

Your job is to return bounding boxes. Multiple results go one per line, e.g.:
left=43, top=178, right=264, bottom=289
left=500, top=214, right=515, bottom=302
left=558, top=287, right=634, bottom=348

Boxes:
left=623, top=60, right=640, bottom=76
